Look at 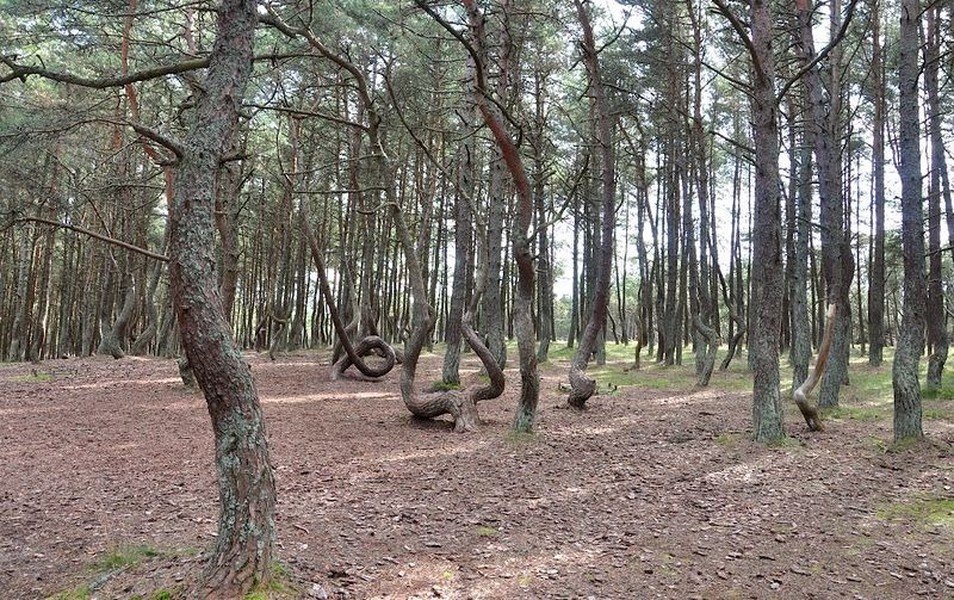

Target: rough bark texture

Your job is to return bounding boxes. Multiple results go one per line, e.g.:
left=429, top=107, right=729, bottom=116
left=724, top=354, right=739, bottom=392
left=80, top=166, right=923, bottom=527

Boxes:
left=98, top=274, right=137, bottom=359
left=716, top=0, right=785, bottom=443
left=167, top=0, right=276, bottom=596
left=442, top=100, right=475, bottom=385
left=892, top=0, right=925, bottom=442
left=567, top=0, right=616, bottom=410
left=789, top=130, right=813, bottom=388
left=693, top=315, right=718, bottom=387
left=925, top=5, right=948, bottom=391
left=867, top=0, right=886, bottom=367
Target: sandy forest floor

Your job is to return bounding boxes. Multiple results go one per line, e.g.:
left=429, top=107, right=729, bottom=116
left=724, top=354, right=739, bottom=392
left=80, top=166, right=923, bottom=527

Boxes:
left=0, top=349, right=952, bottom=600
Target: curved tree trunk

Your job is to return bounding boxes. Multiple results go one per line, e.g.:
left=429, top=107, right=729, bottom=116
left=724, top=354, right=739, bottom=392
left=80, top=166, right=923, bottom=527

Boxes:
left=301, top=215, right=395, bottom=380
left=567, top=0, right=616, bottom=410
left=793, top=304, right=836, bottom=432
left=130, top=261, right=163, bottom=355
left=98, top=272, right=137, bottom=359
left=168, top=1, right=275, bottom=595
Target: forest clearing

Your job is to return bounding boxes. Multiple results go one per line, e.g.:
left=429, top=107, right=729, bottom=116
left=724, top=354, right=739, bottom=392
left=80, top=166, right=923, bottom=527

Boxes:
left=1, top=347, right=951, bottom=600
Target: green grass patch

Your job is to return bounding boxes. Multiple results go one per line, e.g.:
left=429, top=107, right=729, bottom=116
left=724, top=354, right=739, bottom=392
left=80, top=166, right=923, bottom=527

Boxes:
left=822, top=405, right=887, bottom=422
left=94, top=545, right=161, bottom=571
left=714, top=432, right=745, bottom=448
left=45, top=586, right=92, bottom=600
left=924, top=407, right=953, bottom=421
left=475, top=525, right=499, bottom=538
left=240, top=561, right=299, bottom=599
left=427, top=380, right=461, bottom=392
left=10, top=370, right=54, bottom=383
left=877, top=496, right=954, bottom=529
left=923, top=386, right=954, bottom=401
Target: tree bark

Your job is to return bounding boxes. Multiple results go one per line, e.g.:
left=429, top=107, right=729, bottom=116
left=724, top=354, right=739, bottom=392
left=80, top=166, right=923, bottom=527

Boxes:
left=924, top=4, right=948, bottom=391
left=567, top=0, right=616, bottom=409
left=867, top=0, right=886, bottom=366
left=167, top=0, right=275, bottom=595
left=794, top=0, right=852, bottom=409
left=714, top=0, right=785, bottom=443
left=892, top=0, right=925, bottom=443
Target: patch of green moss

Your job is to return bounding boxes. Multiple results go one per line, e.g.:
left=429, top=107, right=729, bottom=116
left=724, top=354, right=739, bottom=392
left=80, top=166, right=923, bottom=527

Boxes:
left=504, top=430, right=539, bottom=446
left=10, top=370, right=54, bottom=383
left=475, top=525, right=498, bottom=538
left=766, top=435, right=804, bottom=449
left=428, top=380, right=461, bottom=392
left=877, top=496, right=954, bottom=529
left=94, top=545, right=161, bottom=571
left=714, top=432, right=745, bottom=448
left=922, top=386, right=954, bottom=401
left=823, top=405, right=886, bottom=422
left=45, top=586, right=91, bottom=600
left=242, top=563, right=298, bottom=599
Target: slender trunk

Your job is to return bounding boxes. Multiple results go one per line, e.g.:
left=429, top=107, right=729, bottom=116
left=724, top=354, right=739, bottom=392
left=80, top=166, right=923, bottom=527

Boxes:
left=867, top=0, right=886, bottom=366
left=568, top=0, right=616, bottom=409
left=717, top=0, right=785, bottom=443
left=925, top=5, right=948, bottom=390
left=892, top=0, right=925, bottom=442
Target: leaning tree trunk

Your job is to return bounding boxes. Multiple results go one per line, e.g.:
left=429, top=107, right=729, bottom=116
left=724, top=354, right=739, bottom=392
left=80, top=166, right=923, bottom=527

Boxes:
left=793, top=304, right=836, bottom=432
left=892, top=0, right=925, bottom=443
left=168, top=0, right=275, bottom=596
left=567, top=0, right=616, bottom=410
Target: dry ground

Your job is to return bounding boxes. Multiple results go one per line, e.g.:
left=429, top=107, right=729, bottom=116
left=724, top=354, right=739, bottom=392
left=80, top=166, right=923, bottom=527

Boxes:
left=0, top=349, right=952, bottom=599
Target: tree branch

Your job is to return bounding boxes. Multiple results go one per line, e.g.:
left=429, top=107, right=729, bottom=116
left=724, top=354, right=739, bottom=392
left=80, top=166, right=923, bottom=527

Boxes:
left=0, top=54, right=209, bottom=87
left=777, top=0, right=861, bottom=103
left=16, top=216, right=169, bottom=261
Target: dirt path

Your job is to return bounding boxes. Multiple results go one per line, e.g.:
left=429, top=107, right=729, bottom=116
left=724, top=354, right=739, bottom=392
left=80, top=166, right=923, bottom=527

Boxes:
left=0, top=351, right=951, bottom=599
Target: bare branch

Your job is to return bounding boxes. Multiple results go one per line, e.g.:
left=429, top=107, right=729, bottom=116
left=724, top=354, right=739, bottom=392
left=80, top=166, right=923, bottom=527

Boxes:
left=16, top=216, right=169, bottom=262
left=777, top=0, right=861, bottom=103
